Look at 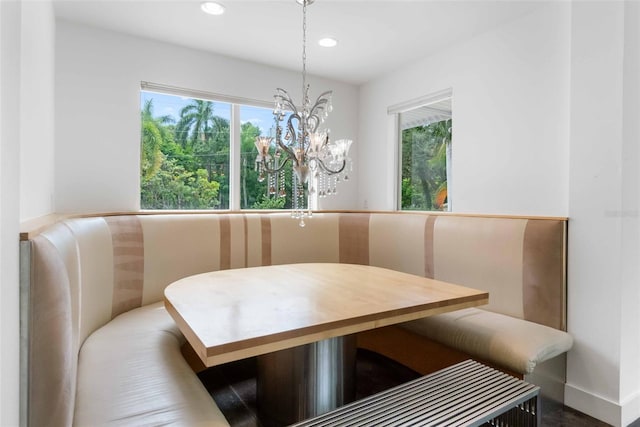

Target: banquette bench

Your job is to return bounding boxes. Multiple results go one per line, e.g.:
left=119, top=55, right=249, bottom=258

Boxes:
left=21, top=211, right=572, bottom=426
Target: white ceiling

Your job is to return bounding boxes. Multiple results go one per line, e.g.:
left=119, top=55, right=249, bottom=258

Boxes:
left=53, top=0, right=548, bottom=85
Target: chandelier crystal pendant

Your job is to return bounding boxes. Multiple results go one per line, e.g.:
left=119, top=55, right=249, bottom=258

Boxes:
left=254, top=0, right=353, bottom=227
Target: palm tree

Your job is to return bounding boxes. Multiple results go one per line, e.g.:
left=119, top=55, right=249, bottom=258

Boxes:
left=175, top=100, right=216, bottom=148
left=175, top=99, right=232, bottom=208
left=141, top=99, right=174, bottom=180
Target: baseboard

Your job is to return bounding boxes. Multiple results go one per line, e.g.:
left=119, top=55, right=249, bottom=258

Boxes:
left=621, top=390, right=640, bottom=427
left=565, top=383, right=629, bottom=427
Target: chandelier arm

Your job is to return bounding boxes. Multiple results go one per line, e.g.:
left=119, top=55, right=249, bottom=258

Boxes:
left=312, top=91, right=332, bottom=105
left=309, top=101, right=328, bottom=115
left=286, top=113, right=301, bottom=151
left=275, top=89, right=299, bottom=114
left=316, top=158, right=346, bottom=175
left=259, top=156, right=293, bottom=174
left=275, top=136, right=298, bottom=166
left=307, top=99, right=332, bottom=133
left=306, top=116, right=320, bottom=134
left=309, top=92, right=332, bottom=113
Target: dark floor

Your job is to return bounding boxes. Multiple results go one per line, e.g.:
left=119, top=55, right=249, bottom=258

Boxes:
left=198, top=349, right=616, bottom=427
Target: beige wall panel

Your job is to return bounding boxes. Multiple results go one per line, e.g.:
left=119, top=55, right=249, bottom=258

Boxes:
left=228, top=214, right=247, bottom=269
left=369, top=213, right=427, bottom=276
left=244, top=215, right=264, bottom=267
left=139, top=215, right=220, bottom=305
left=433, top=217, right=527, bottom=319
left=64, top=218, right=114, bottom=345
left=270, top=213, right=340, bottom=265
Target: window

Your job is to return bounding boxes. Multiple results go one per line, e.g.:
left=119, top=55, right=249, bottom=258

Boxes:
left=140, top=85, right=293, bottom=210
left=391, top=90, right=452, bottom=211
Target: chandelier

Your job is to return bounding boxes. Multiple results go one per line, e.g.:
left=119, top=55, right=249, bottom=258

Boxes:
left=254, top=0, right=353, bottom=227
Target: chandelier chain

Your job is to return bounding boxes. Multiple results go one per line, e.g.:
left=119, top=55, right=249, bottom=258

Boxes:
left=302, top=0, right=307, bottom=111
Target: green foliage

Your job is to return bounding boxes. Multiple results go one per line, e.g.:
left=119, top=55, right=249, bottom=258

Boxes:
left=239, top=121, right=294, bottom=209
left=252, top=195, right=286, bottom=209
left=140, top=155, right=220, bottom=209
left=401, top=119, right=451, bottom=211
left=141, top=120, right=163, bottom=180
left=240, top=122, right=266, bottom=208
left=140, top=96, right=287, bottom=210
left=141, top=99, right=174, bottom=180
left=141, top=98, right=223, bottom=209
left=174, top=100, right=231, bottom=208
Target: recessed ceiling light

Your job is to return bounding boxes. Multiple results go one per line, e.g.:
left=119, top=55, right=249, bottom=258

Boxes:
left=318, top=37, right=338, bottom=48
left=201, top=2, right=225, bottom=16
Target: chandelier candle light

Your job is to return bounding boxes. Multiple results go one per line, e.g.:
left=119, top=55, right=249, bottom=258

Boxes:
left=254, top=0, right=353, bottom=227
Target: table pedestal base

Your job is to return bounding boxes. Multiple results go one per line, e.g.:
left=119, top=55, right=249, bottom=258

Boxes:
left=257, top=335, right=356, bottom=427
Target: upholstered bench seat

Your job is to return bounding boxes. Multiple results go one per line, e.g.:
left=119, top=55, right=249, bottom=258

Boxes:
left=402, top=307, right=573, bottom=375
left=74, top=302, right=229, bottom=427
left=24, top=211, right=570, bottom=425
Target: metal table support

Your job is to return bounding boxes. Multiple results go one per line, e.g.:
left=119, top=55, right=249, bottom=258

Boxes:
left=257, top=335, right=356, bottom=427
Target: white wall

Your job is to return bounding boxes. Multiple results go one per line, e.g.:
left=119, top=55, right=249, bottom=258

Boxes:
left=1, top=1, right=23, bottom=425
left=2, top=2, right=56, bottom=423
left=620, top=3, right=640, bottom=423
left=565, top=1, right=624, bottom=421
left=358, top=4, right=571, bottom=216
left=0, top=2, right=20, bottom=425
left=20, top=1, right=55, bottom=222
left=566, top=2, right=640, bottom=426
left=55, top=21, right=359, bottom=213
left=358, top=1, right=640, bottom=426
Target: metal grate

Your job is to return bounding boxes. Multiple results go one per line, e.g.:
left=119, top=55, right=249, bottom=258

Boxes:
left=290, top=360, right=539, bottom=427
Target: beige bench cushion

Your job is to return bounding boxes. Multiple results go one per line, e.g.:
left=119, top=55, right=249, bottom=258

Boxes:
left=402, top=308, right=573, bottom=375
left=74, top=302, right=229, bottom=427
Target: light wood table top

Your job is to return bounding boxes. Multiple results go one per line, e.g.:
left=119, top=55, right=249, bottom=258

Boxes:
left=164, top=263, right=488, bottom=367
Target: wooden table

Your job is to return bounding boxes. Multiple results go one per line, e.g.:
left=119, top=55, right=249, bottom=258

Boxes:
left=164, top=263, right=488, bottom=426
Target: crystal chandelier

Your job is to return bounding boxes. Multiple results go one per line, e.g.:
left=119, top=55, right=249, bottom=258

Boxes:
left=254, top=0, right=353, bottom=227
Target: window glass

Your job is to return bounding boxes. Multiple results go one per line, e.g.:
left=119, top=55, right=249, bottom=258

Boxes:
left=141, top=88, right=304, bottom=211
left=399, top=98, right=452, bottom=211
left=239, top=105, right=294, bottom=209
left=140, top=91, right=231, bottom=209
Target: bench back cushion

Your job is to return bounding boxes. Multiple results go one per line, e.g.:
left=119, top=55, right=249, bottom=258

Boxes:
left=27, top=211, right=565, bottom=426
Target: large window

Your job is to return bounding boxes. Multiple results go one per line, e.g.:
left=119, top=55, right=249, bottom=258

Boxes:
left=393, top=91, right=452, bottom=211
left=140, top=86, right=293, bottom=210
